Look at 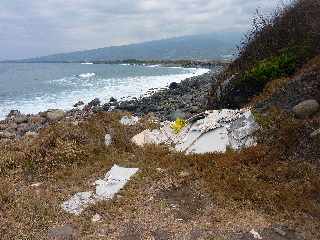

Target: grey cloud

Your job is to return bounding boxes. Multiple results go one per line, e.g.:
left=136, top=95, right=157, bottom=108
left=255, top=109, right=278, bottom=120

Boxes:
left=0, top=0, right=285, bottom=60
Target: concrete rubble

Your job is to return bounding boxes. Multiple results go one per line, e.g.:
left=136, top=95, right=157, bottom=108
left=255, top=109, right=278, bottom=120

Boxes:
left=132, top=109, right=259, bottom=154
left=61, top=165, right=139, bottom=215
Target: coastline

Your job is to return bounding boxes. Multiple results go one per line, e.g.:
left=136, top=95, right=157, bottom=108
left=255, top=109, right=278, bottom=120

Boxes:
left=114, top=69, right=219, bottom=120
left=0, top=63, right=212, bottom=120
left=0, top=64, right=220, bottom=139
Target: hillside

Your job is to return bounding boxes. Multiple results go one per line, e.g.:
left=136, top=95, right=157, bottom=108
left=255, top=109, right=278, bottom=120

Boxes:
left=11, top=32, right=242, bottom=62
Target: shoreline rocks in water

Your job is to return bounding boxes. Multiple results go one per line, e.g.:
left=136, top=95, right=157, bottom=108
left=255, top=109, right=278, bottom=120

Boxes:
left=0, top=69, right=218, bottom=139
left=114, top=71, right=218, bottom=121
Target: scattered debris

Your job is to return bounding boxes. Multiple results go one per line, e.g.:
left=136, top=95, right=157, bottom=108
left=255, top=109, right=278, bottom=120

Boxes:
left=120, top=115, right=139, bottom=126
left=132, top=109, right=259, bottom=154
left=250, top=229, right=263, bottom=239
left=104, top=134, right=112, bottom=146
left=61, top=165, right=139, bottom=215
left=30, top=182, right=43, bottom=188
left=91, top=213, right=102, bottom=223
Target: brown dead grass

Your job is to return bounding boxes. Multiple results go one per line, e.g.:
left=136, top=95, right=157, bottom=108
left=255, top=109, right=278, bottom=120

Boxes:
left=0, top=110, right=319, bottom=239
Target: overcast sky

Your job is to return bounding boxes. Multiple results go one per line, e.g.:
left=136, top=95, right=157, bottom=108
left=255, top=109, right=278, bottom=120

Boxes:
left=0, top=0, right=287, bottom=60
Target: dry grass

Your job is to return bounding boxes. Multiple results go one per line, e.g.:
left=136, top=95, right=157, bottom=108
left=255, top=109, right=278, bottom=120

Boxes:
left=0, top=110, right=319, bottom=239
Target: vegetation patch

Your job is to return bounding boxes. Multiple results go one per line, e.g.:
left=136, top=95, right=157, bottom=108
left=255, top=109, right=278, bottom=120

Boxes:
left=235, top=50, right=296, bottom=95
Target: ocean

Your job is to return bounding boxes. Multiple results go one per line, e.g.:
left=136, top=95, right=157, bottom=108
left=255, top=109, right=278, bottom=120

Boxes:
left=0, top=63, right=209, bottom=119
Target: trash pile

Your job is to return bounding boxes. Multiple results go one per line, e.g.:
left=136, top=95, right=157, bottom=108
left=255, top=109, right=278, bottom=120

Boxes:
left=132, top=109, right=259, bottom=154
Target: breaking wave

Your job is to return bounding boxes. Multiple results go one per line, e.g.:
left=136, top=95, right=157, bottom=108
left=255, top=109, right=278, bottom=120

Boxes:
left=0, top=66, right=210, bottom=119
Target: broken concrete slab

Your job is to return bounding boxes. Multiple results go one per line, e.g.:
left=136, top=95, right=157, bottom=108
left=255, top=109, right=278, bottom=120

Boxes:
left=95, top=165, right=139, bottom=200
left=131, top=109, right=259, bottom=154
left=61, top=165, right=139, bottom=215
left=61, top=192, right=94, bottom=215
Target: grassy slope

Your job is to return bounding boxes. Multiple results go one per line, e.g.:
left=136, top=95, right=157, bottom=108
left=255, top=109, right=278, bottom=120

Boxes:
left=0, top=109, right=319, bottom=239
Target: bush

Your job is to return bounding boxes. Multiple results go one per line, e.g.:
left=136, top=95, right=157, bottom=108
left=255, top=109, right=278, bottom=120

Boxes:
left=235, top=50, right=296, bottom=95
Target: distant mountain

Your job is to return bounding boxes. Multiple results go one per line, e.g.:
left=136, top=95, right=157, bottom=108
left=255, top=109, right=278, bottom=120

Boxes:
left=11, top=32, right=243, bottom=62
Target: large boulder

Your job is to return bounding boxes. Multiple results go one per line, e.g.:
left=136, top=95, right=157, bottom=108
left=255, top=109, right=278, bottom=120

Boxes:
left=292, top=99, right=319, bottom=118
left=46, top=109, right=65, bottom=122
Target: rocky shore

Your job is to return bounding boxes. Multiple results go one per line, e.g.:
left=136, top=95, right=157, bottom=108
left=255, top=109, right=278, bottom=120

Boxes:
left=0, top=68, right=220, bottom=140
left=114, top=70, right=219, bottom=121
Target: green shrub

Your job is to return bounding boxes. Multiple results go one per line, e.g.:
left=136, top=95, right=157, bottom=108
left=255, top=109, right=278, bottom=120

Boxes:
left=235, top=50, right=296, bottom=93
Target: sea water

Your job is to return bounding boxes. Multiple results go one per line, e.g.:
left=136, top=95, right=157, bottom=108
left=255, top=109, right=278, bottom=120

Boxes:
left=0, top=63, right=210, bottom=119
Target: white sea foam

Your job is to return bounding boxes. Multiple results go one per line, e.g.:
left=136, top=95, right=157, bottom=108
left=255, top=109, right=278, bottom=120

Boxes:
left=146, top=64, right=161, bottom=68
left=79, top=72, right=96, bottom=78
left=81, top=62, right=94, bottom=65
left=0, top=67, right=210, bottom=119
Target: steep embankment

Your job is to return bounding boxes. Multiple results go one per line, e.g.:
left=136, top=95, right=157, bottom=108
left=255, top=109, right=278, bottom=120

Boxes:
left=208, top=0, right=320, bottom=109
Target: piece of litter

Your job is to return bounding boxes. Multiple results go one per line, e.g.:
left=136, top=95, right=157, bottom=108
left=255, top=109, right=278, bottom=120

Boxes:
left=250, top=229, right=263, bottom=239
left=104, top=134, right=112, bottom=146
left=92, top=214, right=102, bottom=223
left=30, top=182, right=42, bottom=187
left=61, top=165, right=139, bottom=215
left=120, top=115, right=139, bottom=126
